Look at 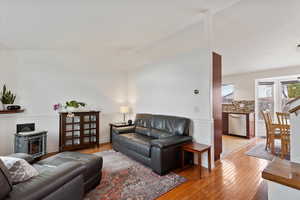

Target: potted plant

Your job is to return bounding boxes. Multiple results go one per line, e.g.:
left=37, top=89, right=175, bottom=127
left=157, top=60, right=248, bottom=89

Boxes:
left=0, top=85, right=16, bottom=110
left=65, top=100, right=86, bottom=112
left=53, top=100, right=86, bottom=112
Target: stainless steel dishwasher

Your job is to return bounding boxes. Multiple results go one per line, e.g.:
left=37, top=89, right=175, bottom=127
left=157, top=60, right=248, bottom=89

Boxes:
left=228, top=114, right=247, bottom=136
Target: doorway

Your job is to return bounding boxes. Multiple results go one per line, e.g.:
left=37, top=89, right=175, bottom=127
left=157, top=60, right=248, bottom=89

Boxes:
left=221, top=85, right=255, bottom=157
left=255, top=75, right=300, bottom=137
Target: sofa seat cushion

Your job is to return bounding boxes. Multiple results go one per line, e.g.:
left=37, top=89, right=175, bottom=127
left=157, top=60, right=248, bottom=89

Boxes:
left=135, top=126, right=151, bottom=136
left=116, top=133, right=152, bottom=157
left=150, top=129, right=172, bottom=139
left=37, top=152, right=102, bottom=183
left=7, top=162, right=84, bottom=200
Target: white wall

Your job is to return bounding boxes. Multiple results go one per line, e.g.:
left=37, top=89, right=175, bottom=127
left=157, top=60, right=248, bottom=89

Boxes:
left=222, top=66, right=300, bottom=100
left=268, top=181, right=300, bottom=200
left=290, top=99, right=300, bottom=163
left=0, top=49, right=128, bottom=155
left=127, top=13, right=213, bottom=166
left=128, top=49, right=212, bottom=140
left=128, top=50, right=213, bottom=166
left=128, top=48, right=213, bottom=166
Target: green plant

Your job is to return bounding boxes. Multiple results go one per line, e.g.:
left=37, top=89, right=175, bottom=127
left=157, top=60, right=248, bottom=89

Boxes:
left=0, top=84, right=16, bottom=104
left=65, top=100, right=86, bottom=108
left=288, top=83, right=300, bottom=98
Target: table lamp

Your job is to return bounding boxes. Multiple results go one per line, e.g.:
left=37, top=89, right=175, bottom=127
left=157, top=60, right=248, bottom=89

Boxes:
left=120, top=106, right=129, bottom=123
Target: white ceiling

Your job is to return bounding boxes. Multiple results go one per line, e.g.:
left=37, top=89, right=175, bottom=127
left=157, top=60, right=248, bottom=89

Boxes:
left=2, top=0, right=297, bottom=75
left=0, top=0, right=241, bottom=70
left=214, top=0, right=300, bottom=75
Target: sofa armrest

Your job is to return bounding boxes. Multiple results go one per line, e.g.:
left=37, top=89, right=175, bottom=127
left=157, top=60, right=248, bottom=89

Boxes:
left=8, top=161, right=85, bottom=200
left=112, top=126, right=135, bottom=135
left=151, top=136, right=193, bottom=148
left=8, top=153, right=35, bottom=164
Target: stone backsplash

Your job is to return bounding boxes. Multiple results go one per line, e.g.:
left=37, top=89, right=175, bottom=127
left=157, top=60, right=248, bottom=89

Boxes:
left=223, top=100, right=255, bottom=113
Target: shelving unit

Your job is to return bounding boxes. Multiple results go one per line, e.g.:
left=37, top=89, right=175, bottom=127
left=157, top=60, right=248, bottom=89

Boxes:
left=59, top=111, right=100, bottom=151
left=0, top=109, right=24, bottom=114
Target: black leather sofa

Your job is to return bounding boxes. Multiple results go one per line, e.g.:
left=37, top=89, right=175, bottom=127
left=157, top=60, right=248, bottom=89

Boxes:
left=0, top=152, right=102, bottom=200
left=112, top=113, right=192, bottom=175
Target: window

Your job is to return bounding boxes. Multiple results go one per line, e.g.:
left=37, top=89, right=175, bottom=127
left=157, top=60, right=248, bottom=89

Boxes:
left=257, top=82, right=274, bottom=120
left=287, top=82, right=300, bottom=98
left=281, top=81, right=300, bottom=112
left=222, top=84, right=234, bottom=103
left=256, top=76, right=300, bottom=137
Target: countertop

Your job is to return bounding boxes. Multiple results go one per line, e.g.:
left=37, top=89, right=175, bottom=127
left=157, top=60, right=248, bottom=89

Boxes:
left=262, top=158, right=300, bottom=190
left=222, top=111, right=254, bottom=114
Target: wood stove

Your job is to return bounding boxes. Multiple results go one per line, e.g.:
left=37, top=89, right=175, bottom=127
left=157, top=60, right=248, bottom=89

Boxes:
left=14, top=123, right=47, bottom=158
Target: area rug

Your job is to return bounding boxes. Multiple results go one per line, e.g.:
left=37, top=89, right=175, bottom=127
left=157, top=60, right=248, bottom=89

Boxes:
left=85, top=150, right=186, bottom=200
left=245, top=141, right=290, bottom=161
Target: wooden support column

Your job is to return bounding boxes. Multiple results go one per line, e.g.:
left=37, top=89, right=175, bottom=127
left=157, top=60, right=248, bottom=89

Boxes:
left=212, top=52, right=222, bottom=161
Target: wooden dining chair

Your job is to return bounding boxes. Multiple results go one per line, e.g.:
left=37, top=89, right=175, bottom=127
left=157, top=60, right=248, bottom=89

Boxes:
left=276, top=112, right=290, bottom=125
left=278, top=124, right=291, bottom=159
left=261, top=110, right=281, bottom=153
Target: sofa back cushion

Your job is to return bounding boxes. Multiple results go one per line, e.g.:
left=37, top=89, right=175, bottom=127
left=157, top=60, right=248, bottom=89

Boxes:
left=135, top=114, right=152, bottom=128
left=151, top=115, right=190, bottom=136
left=0, top=159, right=12, bottom=199
left=135, top=114, right=190, bottom=136
left=135, top=114, right=152, bottom=136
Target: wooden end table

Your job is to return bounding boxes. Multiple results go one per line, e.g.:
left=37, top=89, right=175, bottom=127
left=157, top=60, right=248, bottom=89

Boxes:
left=181, top=142, right=211, bottom=178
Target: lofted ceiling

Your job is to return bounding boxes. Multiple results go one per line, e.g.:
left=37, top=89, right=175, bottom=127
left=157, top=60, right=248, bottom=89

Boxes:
left=214, top=0, right=300, bottom=75
left=0, top=0, right=241, bottom=70
left=3, top=0, right=296, bottom=75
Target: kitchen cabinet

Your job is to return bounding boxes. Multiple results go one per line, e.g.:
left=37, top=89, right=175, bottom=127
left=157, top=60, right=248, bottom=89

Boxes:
left=222, top=111, right=255, bottom=139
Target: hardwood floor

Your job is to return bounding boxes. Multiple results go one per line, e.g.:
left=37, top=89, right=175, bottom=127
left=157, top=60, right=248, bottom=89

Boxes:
left=79, top=139, right=269, bottom=200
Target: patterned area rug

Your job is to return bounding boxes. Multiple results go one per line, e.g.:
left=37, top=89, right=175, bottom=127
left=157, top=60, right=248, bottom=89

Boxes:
left=85, top=150, right=186, bottom=200
left=245, top=141, right=290, bottom=161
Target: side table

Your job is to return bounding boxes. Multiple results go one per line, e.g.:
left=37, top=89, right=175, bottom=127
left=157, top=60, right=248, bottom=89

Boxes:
left=181, top=142, right=211, bottom=178
left=109, top=123, right=134, bottom=143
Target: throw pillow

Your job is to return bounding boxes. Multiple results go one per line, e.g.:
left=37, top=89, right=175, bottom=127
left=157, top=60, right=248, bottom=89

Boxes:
left=0, top=159, right=12, bottom=199
left=0, top=156, right=39, bottom=184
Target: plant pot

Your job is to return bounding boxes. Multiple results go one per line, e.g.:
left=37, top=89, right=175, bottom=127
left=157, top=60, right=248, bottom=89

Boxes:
left=2, top=104, right=13, bottom=110
left=66, top=107, right=77, bottom=112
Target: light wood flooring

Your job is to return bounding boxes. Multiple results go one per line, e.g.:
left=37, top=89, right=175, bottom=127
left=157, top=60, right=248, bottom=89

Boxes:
left=222, top=135, right=254, bottom=157
left=79, top=138, right=269, bottom=200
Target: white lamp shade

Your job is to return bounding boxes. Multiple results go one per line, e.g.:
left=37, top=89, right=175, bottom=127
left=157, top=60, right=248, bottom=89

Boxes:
left=120, top=106, right=129, bottom=114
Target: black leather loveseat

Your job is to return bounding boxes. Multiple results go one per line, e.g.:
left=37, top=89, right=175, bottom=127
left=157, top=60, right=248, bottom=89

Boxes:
left=112, top=113, right=192, bottom=175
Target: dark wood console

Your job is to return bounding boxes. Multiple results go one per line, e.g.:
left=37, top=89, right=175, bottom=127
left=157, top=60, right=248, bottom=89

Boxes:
left=59, top=111, right=100, bottom=151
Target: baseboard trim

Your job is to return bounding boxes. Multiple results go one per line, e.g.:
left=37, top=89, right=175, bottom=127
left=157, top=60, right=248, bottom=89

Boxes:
left=100, top=137, right=110, bottom=144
